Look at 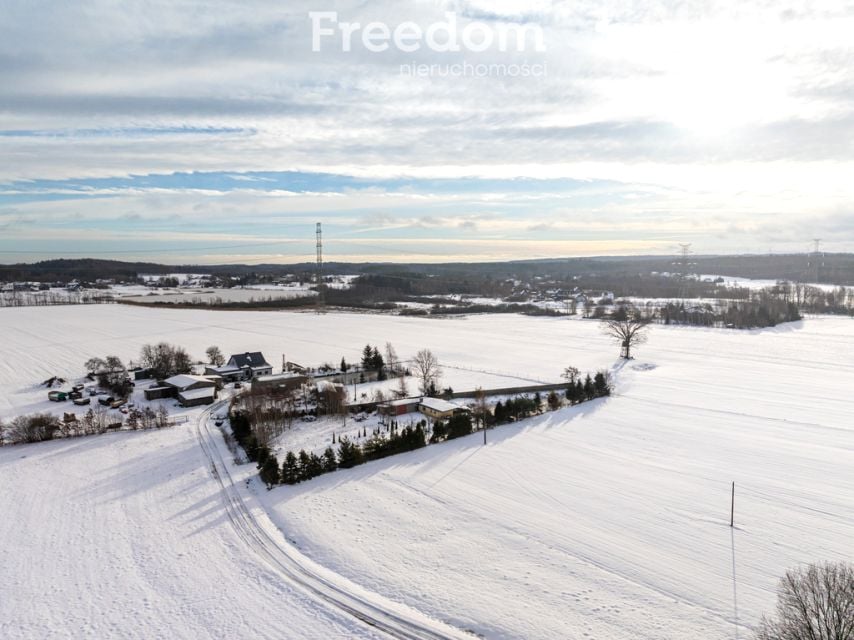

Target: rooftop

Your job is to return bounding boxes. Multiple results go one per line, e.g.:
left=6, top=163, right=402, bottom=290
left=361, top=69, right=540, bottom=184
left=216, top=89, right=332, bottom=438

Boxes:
left=419, top=397, right=462, bottom=413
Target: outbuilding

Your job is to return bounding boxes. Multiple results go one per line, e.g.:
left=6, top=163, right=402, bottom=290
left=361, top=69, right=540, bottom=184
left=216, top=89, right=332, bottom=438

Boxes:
left=418, top=397, right=469, bottom=421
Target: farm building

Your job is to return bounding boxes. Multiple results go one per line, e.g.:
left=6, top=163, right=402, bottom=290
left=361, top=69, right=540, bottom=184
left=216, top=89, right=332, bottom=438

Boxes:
left=251, top=372, right=308, bottom=393
left=143, top=374, right=218, bottom=406
left=378, top=397, right=422, bottom=417
left=418, top=397, right=469, bottom=421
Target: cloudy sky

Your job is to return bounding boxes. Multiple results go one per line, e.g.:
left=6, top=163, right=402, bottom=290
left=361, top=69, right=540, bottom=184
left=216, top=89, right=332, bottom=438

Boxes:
left=1, top=0, right=853, bottom=264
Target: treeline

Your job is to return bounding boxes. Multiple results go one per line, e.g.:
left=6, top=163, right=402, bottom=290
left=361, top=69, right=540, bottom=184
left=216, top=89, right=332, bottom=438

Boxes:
left=0, top=405, right=172, bottom=446
left=250, top=373, right=612, bottom=490
left=427, top=303, right=563, bottom=317
left=657, top=292, right=802, bottom=329
left=0, top=291, right=115, bottom=307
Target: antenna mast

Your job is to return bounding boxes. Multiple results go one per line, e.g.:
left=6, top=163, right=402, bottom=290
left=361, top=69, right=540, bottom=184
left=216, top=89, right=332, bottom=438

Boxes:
left=316, top=222, right=324, bottom=312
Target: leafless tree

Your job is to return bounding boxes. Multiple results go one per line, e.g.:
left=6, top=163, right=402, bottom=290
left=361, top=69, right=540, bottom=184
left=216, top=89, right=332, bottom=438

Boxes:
left=206, top=345, right=225, bottom=366
left=473, top=387, right=489, bottom=429
left=394, top=374, right=410, bottom=399
left=601, top=316, right=651, bottom=359
left=562, top=366, right=580, bottom=385
left=384, top=342, right=399, bottom=375
left=755, top=561, right=854, bottom=640
left=412, top=348, right=441, bottom=395
left=6, top=413, right=61, bottom=443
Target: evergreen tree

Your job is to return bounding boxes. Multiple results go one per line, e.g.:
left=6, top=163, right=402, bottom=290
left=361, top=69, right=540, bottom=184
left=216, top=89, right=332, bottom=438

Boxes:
left=281, top=451, right=300, bottom=484
left=256, top=444, right=270, bottom=469
left=259, top=454, right=280, bottom=489
left=361, top=344, right=373, bottom=370
left=322, top=446, right=338, bottom=473
left=494, top=400, right=505, bottom=423
left=337, top=437, right=364, bottom=469
left=430, top=420, right=447, bottom=443
left=583, top=374, right=595, bottom=401
left=297, top=449, right=312, bottom=481
left=307, top=452, right=324, bottom=479
left=593, top=371, right=611, bottom=397
left=547, top=390, right=561, bottom=411
left=446, top=413, right=473, bottom=440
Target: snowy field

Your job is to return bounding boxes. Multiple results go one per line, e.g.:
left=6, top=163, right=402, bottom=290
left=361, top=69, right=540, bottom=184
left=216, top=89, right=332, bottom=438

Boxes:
left=0, top=422, right=384, bottom=640
left=0, top=305, right=590, bottom=421
left=117, top=287, right=315, bottom=304
left=0, top=305, right=852, bottom=639
left=262, top=315, right=854, bottom=639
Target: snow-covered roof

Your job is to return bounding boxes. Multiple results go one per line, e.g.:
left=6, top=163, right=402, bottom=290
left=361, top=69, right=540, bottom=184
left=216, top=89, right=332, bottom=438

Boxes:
left=208, top=365, right=241, bottom=375
left=228, top=352, right=271, bottom=369
left=178, top=387, right=216, bottom=401
left=164, top=374, right=215, bottom=389
left=255, top=372, right=304, bottom=383
left=419, top=398, right=461, bottom=413
left=382, top=397, right=423, bottom=407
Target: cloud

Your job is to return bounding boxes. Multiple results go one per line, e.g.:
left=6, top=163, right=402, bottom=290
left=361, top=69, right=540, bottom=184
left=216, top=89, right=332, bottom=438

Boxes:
left=2, top=0, right=854, bottom=259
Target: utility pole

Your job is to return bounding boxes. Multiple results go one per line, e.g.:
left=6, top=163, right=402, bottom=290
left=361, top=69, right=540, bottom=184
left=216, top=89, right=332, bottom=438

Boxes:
left=677, top=243, right=694, bottom=303
left=730, top=482, right=735, bottom=528
left=316, top=222, right=324, bottom=313
left=811, top=238, right=822, bottom=284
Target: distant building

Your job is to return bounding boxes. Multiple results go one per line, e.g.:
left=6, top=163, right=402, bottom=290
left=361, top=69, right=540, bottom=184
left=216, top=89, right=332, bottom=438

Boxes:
left=206, top=352, right=273, bottom=381
left=251, top=372, right=308, bottom=393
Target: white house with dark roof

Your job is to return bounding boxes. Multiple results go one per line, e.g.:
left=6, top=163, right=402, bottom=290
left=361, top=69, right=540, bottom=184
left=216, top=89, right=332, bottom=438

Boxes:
left=206, top=351, right=273, bottom=381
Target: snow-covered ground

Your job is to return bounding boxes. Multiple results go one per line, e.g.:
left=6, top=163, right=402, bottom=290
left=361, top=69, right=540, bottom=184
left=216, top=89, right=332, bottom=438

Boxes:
left=0, top=419, right=383, bottom=640
left=0, top=306, right=594, bottom=421
left=0, top=305, right=852, bottom=639
left=118, top=287, right=315, bottom=304
left=260, top=315, right=854, bottom=640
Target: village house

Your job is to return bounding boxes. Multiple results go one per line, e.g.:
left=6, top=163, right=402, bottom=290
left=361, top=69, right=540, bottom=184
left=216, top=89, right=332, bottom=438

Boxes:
left=205, top=351, right=273, bottom=382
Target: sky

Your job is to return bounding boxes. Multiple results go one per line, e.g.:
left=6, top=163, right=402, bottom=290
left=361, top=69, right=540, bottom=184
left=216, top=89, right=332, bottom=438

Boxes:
left=1, top=0, right=853, bottom=264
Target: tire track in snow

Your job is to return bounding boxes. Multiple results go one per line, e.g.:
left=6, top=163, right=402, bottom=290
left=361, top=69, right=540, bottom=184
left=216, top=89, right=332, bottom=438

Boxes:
left=195, top=403, right=471, bottom=640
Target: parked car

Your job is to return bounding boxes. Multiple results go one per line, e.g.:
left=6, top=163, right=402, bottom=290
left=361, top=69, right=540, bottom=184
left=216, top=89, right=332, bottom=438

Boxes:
left=68, top=390, right=83, bottom=400
left=72, top=397, right=91, bottom=406
left=99, top=396, right=114, bottom=407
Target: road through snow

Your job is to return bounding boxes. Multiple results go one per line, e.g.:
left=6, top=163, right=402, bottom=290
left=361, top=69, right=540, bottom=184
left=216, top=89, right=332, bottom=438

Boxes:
left=195, top=402, right=470, bottom=640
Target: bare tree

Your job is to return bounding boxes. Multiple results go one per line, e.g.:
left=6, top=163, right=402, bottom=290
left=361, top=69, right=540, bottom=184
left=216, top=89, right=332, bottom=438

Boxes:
left=601, top=316, right=651, bottom=359
left=562, top=366, right=580, bottom=385
left=384, top=342, right=399, bottom=375
left=394, top=374, right=410, bottom=399
left=206, top=345, right=225, bottom=367
left=473, top=387, right=489, bottom=430
left=412, top=349, right=441, bottom=395
left=756, top=562, right=854, bottom=640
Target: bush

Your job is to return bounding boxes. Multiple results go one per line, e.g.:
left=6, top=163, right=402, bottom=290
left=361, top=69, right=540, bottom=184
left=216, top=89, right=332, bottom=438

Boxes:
left=6, top=413, right=61, bottom=444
